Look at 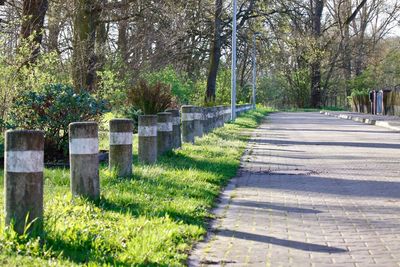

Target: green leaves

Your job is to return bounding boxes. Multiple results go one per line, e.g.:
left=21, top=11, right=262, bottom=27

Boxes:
left=7, top=84, right=110, bottom=161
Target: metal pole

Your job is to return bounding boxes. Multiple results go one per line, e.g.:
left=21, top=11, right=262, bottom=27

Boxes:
left=252, top=34, right=257, bottom=109
left=231, top=0, right=237, bottom=121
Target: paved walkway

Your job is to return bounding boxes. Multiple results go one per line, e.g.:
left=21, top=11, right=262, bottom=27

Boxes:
left=189, top=112, right=400, bottom=267
left=322, top=111, right=400, bottom=131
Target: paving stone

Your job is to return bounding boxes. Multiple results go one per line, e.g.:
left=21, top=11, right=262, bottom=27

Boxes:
left=189, top=112, right=400, bottom=267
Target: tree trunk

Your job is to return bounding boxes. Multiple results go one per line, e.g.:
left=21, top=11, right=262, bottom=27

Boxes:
left=72, top=0, right=99, bottom=92
left=205, top=0, right=223, bottom=103
left=310, top=0, right=324, bottom=108
left=47, top=1, right=61, bottom=53
left=20, top=0, right=49, bottom=62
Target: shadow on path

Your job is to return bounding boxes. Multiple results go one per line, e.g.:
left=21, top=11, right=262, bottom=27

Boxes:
left=242, top=173, right=400, bottom=199
left=257, top=139, right=400, bottom=150
left=230, top=200, right=322, bottom=214
left=217, top=229, right=347, bottom=253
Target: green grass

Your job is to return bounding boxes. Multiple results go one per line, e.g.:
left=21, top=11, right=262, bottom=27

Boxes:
left=0, top=107, right=271, bottom=266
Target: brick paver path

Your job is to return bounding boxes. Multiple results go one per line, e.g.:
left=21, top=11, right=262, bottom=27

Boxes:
left=189, top=112, right=400, bottom=267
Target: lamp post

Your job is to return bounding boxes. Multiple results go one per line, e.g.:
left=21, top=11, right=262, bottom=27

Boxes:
left=231, top=0, right=237, bottom=121
left=252, top=32, right=260, bottom=109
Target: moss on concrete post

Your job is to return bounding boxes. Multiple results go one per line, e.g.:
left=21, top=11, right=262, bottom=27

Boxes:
left=69, top=122, right=100, bottom=199
left=5, top=130, right=44, bottom=234
left=109, top=119, right=133, bottom=177
left=138, top=115, right=158, bottom=164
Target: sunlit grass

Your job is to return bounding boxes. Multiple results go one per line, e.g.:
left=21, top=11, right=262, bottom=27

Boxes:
left=0, top=107, right=271, bottom=266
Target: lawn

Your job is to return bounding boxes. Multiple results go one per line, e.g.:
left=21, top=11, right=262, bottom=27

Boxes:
left=0, top=107, right=270, bottom=266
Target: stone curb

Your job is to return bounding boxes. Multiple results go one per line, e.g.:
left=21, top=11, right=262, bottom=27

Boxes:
left=320, top=111, right=400, bottom=131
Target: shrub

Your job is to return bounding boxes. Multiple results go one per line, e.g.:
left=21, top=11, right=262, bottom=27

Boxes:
left=0, top=36, right=70, bottom=127
left=144, top=66, right=193, bottom=104
left=126, top=79, right=176, bottom=115
left=120, top=106, right=143, bottom=132
left=7, top=84, right=109, bottom=161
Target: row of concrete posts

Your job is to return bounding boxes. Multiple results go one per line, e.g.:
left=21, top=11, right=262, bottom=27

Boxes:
left=3, top=104, right=253, bottom=234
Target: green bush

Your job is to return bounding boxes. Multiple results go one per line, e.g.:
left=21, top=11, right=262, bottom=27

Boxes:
left=7, top=84, right=109, bottom=161
left=144, top=66, right=193, bottom=104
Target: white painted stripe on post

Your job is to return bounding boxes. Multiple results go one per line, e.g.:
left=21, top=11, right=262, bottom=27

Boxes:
left=181, top=113, right=202, bottom=121
left=172, top=117, right=180, bottom=125
left=157, top=122, right=173, bottom=132
left=138, top=126, right=157, bottom=137
left=5, top=151, right=44, bottom=173
left=69, top=138, right=99, bottom=155
left=110, top=132, right=133, bottom=145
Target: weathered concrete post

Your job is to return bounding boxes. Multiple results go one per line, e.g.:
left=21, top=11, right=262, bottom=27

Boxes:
left=69, top=122, right=100, bottom=199
left=109, top=119, right=133, bottom=177
left=5, top=130, right=44, bottom=234
left=138, top=115, right=158, bottom=164
left=157, top=112, right=173, bottom=155
left=217, top=106, right=224, bottom=128
left=181, top=105, right=195, bottom=143
left=204, top=107, right=211, bottom=134
left=193, top=107, right=203, bottom=138
left=201, top=107, right=209, bottom=135
left=210, top=106, right=217, bottom=131
left=165, top=109, right=181, bottom=149
left=224, top=106, right=231, bottom=122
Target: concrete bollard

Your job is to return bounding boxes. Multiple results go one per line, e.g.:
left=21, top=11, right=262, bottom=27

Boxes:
left=138, top=115, right=158, bottom=164
left=69, top=122, right=100, bottom=199
left=157, top=112, right=173, bottom=155
left=5, top=130, right=44, bottom=234
left=201, top=107, right=208, bottom=135
left=165, top=109, right=181, bottom=149
left=181, top=105, right=196, bottom=143
left=210, top=106, right=217, bottom=130
left=193, top=106, right=203, bottom=138
left=109, top=119, right=133, bottom=177
left=204, top=107, right=212, bottom=134
left=224, top=106, right=231, bottom=122
left=217, top=106, right=224, bottom=128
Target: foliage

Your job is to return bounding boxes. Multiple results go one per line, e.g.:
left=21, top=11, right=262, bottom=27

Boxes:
left=7, top=84, right=109, bottom=161
left=379, top=49, right=400, bottom=87
left=96, top=68, right=128, bottom=109
left=215, top=66, right=232, bottom=105
left=144, top=67, right=193, bottom=104
left=257, top=69, right=310, bottom=109
left=126, top=79, right=176, bottom=115
left=0, top=37, right=70, bottom=126
left=120, top=107, right=143, bottom=132
left=191, top=66, right=240, bottom=106
left=0, top=135, right=3, bottom=158
left=348, top=68, right=378, bottom=94
left=0, top=107, right=271, bottom=266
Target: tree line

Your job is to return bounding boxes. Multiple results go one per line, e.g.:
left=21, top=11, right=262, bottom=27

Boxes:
left=0, top=0, right=399, bottom=118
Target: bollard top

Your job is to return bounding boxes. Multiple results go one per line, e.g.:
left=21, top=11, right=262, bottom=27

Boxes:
left=165, top=109, right=180, bottom=117
left=110, top=118, right=134, bottom=132
left=69, top=122, right=98, bottom=139
left=138, top=115, right=157, bottom=126
left=181, top=105, right=197, bottom=113
left=157, top=112, right=172, bottom=122
left=5, top=130, right=44, bottom=151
